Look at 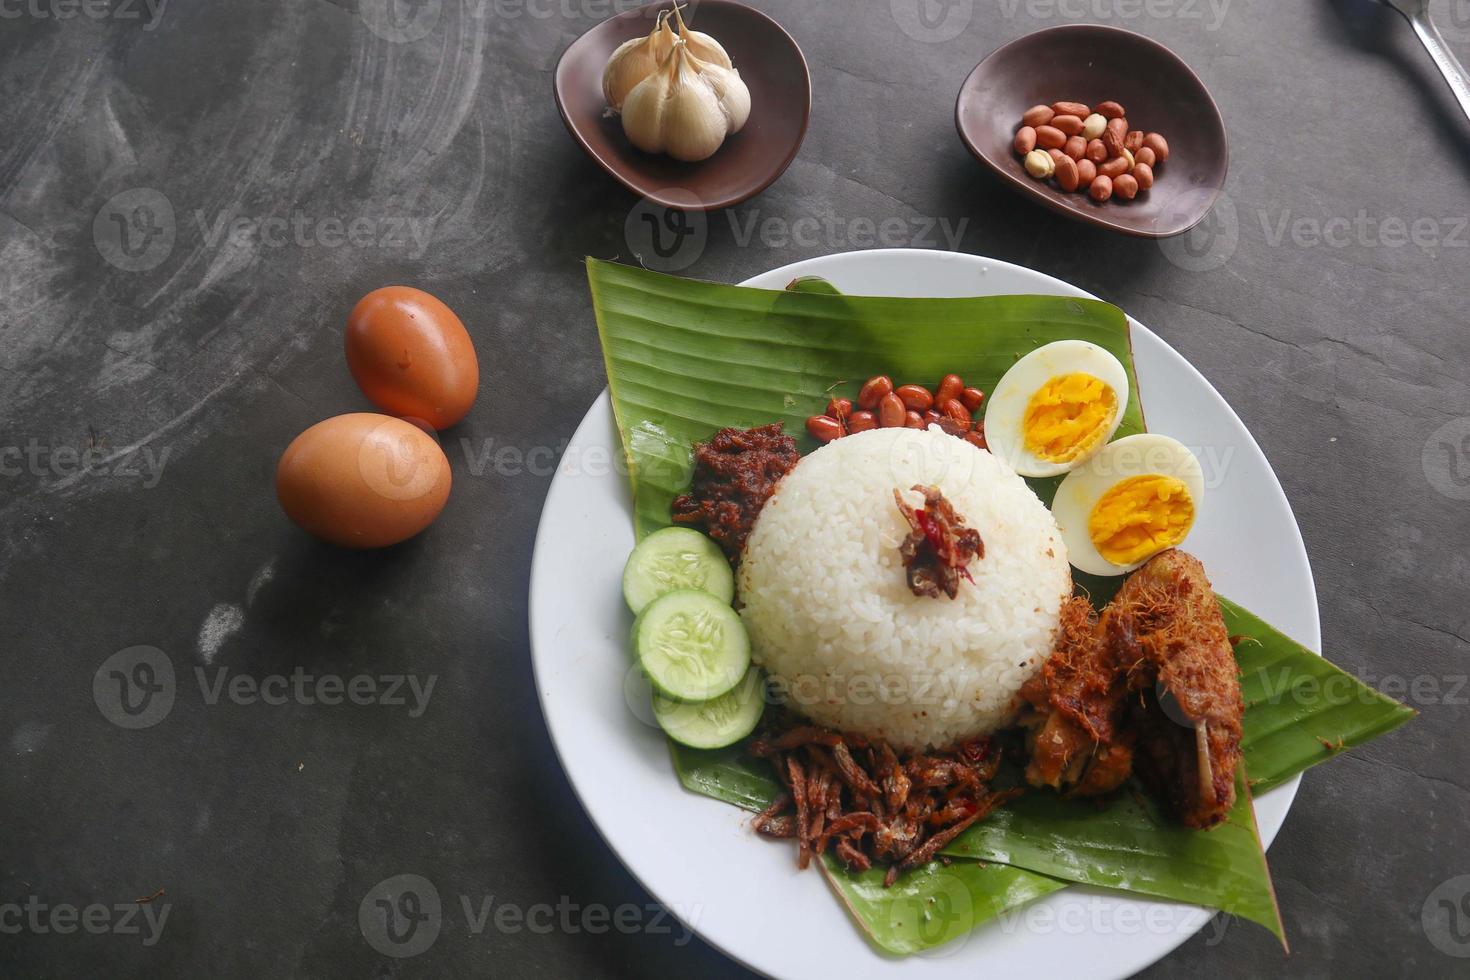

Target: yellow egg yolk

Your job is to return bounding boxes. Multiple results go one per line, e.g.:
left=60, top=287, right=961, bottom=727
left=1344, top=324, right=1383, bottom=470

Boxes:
left=1022, top=373, right=1119, bottom=463
left=1087, top=475, right=1196, bottom=566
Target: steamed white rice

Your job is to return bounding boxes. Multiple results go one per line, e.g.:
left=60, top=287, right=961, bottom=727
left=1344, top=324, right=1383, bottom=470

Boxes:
left=737, top=426, right=1071, bottom=751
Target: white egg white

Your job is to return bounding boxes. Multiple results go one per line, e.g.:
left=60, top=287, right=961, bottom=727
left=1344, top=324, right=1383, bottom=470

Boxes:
left=1051, top=434, right=1206, bottom=577
left=983, top=340, right=1130, bottom=478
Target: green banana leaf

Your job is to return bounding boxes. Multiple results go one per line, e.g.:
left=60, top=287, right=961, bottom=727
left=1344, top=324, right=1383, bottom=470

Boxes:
left=588, top=257, right=1143, bottom=537
left=820, top=854, right=1067, bottom=956
left=1225, top=598, right=1417, bottom=793
left=942, top=768, right=1283, bottom=942
left=592, top=258, right=1413, bottom=954
left=670, top=741, right=780, bottom=812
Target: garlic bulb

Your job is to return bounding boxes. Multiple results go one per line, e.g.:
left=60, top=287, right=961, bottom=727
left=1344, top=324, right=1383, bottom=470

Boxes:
left=602, top=10, right=676, bottom=112
left=621, top=40, right=751, bottom=163
left=669, top=3, right=731, bottom=70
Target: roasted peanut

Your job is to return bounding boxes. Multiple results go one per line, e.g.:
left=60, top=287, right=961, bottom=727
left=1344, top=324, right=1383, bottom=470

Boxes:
left=806, top=415, right=842, bottom=443
left=1051, top=114, right=1084, bottom=137
left=935, top=374, right=965, bottom=406
left=1021, top=104, right=1055, bottom=128
left=857, top=375, right=892, bottom=410
left=1021, top=97, right=1164, bottom=205
left=964, top=429, right=988, bottom=450
left=827, top=397, right=852, bottom=420
left=1024, top=149, right=1055, bottom=179
left=848, top=411, right=877, bottom=434
left=922, top=409, right=943, bottom=428
left=879, top=392, right=906, bottom=428
left=1035, top=125, right=1067, bottom=150
left=1055, top=153, right=1080, bottom=192
left=896, top=384, right=935, bottom=412
left=941, top=398, right=972, bottom=432
left=905, top=410, right=924, bottom=430
left=961, top=387, right=986, bottom=410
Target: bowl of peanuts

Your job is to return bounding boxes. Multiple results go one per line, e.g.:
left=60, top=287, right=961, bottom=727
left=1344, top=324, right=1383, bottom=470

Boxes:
left=955, top=24, right=1228, bottom=239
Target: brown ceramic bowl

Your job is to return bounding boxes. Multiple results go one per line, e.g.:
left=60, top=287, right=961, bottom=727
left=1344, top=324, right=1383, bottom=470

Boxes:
left=956, top=25, right=1228, bottom=238
left=554, top=0, right=810, bottom=211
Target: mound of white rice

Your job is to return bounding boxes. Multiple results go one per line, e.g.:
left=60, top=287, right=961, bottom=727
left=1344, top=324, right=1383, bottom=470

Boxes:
left=737, top=426, right=1071, bottom=751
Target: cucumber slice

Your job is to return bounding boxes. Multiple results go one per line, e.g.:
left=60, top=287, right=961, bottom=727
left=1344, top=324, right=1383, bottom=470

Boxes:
left=622, top=527, right=734, bottom=614
left=633, top=589, right=750, bottom=702
left=654, top=668, right=766, bottom=750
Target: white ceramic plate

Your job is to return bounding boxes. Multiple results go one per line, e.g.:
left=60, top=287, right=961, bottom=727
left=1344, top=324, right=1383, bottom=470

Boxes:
left=528, top=249, right=1318, bottom=978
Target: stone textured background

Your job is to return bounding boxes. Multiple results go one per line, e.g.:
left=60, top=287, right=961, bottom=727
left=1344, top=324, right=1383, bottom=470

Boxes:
left=1, top=0, right=1466, bottom=976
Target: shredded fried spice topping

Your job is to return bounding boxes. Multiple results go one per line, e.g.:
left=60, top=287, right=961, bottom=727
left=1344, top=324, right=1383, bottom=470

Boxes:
left=748, top=715, right=1019, bottom=885
left=671, top=424, right=800, bottom=562
left=893, top=485, right=984, bottom=599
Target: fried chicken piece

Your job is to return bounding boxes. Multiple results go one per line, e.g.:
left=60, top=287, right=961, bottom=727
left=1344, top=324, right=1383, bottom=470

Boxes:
left=1105, top=550, right=1244, bottom=829
left=1021, top=551, right=1244, bottom=829
left=1018, top=597, right=1135, bottom=796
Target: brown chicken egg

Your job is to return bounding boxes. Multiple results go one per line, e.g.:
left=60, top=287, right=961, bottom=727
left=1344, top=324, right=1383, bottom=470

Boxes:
left=346, top=286, right=479, bottom=430
left=276, top=413, right=451, bottom=548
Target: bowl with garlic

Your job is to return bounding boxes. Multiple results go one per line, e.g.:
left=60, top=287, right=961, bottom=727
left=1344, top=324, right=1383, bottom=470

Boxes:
left=554, top=1, right=810, bottom=211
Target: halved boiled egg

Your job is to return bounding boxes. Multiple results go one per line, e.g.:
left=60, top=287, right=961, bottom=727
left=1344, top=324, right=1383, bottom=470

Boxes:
left=1052, top=434, right=1205, bottom=577
left=983, top=340, right=1130, bottom=478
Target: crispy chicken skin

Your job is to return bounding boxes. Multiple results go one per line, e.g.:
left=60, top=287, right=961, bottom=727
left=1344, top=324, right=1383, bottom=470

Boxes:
left=1021, top=551, right=1245, bottom=829
left=1019, top=597, right=1135, bottom=796
left=1107, top=550, right=1244, bottom=828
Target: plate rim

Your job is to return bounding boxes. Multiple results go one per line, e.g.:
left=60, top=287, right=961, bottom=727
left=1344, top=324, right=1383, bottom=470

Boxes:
left=529, top=248, right=1316, bottom=979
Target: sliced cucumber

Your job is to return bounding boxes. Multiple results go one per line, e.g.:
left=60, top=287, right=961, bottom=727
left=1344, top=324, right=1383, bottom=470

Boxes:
left=654, top=667, right=766, bottom=750
left=632, top=589, right=750, bottom=702
left=622, top=527, right=734, bottom=615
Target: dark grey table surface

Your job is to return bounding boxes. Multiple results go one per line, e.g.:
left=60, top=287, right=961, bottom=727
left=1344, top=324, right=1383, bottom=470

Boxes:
left=2, top=0, right=1467, bottom=976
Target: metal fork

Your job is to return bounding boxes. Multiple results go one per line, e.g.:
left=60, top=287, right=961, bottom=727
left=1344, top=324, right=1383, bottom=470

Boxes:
left=1380, top=0, right=1470, bottom=122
